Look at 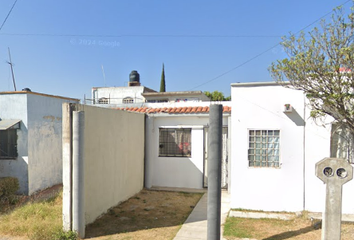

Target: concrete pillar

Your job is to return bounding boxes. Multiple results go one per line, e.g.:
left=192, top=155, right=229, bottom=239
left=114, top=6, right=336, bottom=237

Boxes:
left=72, top=111, right=85, bottom=238
left=207, top=104, right=222, bottom=240
left=315, top=158, right=353, bottom=240
left=62, top=103, right=73, bottom=231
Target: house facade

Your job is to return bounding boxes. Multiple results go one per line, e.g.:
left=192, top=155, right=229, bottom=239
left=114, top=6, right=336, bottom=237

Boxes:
left=229, top=82, right=354, bottom=214
left=0, top=91, right=79, bottom=195
left=117, top=101, right=231, bottom=190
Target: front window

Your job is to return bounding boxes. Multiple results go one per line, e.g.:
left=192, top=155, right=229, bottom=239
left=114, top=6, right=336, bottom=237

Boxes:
left=248, top=130, right=280, bottom=167
left=0, top=129, right=18, bottom=159
left=159, top=128, right=191, bottom=157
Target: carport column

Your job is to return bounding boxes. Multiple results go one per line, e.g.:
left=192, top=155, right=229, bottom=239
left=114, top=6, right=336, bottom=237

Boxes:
left=208, top=104, right=222, bottom=240
left=72, top=111, right=85, bottom=238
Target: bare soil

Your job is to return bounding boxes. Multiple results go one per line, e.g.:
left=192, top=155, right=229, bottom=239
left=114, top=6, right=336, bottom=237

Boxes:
left=85, top=189, right=203, bottom=240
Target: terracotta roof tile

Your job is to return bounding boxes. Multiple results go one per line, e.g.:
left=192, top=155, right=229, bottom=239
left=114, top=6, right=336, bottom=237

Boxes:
left=115, top=106, right=231, bottom=114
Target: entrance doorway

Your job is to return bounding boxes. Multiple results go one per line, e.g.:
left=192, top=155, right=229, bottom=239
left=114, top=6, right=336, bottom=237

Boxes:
left=203, top=126, right=228, bottom=189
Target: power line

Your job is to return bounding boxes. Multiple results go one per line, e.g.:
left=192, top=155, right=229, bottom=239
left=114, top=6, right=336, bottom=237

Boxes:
left=189, top=0, right=352, bottom=90
left=0, top=0, right=18, bottom=32
left=0, top=33, right=282, bottom=38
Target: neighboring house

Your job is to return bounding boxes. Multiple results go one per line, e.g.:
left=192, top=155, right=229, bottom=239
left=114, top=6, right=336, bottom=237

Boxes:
left=116, top=101, right=231, bottom=190
left=91, top=70, right=156, bottom=105
left=229, top=82, right=354, bottom=214
left=142, top=91, right=210, bottom=103
left=90, top=70, right=210, bottom=105
left=0, top=91, right=79, bottom=195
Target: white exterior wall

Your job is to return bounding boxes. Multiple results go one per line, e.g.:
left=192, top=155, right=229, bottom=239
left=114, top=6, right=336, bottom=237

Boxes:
left=145, top=113, right=230, bottom=190
left=304, top=107, right=354, bottom=214
left=0, top=94, right=29, bottom=194
left=230, top=84, right=306, bottom=212
left=92, top=86, right=147, bottom=104
left=78, top=105, right=145, bottom=225
left=0, top=93, right=77, bottom=195
left=230, top=82, right=354, bottom=214
left=27, top=94, right=77, bottom=195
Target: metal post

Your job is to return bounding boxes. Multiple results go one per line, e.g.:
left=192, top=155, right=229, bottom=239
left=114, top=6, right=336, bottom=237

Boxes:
left=208, top=104, right=222, bottom=240
left=72, top=111, right=85, bottom=238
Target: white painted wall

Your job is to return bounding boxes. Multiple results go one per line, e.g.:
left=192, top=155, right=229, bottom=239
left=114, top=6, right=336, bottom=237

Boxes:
left=230, top=83, right=306, bottom=212
left=0, top=92, right=78, bottom=195
left=0, top=94, right=29, bottom=194
left=92, top=86, right=149, bottom=104
left=230, top=82, right=354, bottom=214
left=145, top=107, right=230, bottom=190
left=76, top=105, right=145, bottom=225
left=27, top=94, right=77, bottom=194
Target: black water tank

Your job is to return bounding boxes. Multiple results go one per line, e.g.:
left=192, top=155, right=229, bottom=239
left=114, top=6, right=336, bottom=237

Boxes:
left=129, top=70, right=140, bottom=82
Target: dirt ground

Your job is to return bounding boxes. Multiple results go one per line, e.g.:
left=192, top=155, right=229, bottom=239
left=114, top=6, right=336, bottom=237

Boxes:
left=85, top=189, right=203, bottom=240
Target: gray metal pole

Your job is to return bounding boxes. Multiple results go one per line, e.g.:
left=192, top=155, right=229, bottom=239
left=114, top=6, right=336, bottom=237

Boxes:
left=72, top=111, right=85, bottom=238
left=208, top=104, right=222, bottom=240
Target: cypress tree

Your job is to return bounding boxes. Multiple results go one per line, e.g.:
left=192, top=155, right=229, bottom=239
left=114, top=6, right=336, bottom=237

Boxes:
left=160, top=63, right=166, bottom=92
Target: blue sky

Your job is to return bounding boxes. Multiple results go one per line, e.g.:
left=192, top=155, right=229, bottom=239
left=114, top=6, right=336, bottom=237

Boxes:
left=0, top=0, right=351, bottom=101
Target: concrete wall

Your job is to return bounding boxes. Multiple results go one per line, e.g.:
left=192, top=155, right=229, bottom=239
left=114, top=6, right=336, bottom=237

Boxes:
left=0, top=92, right=78, bottom=195
left=27, top=94, right=77, bottom=194
left=63, top=104, right=145, bottom=227
left=145, top=112, right=230, bottom=190
left=230, top=82, right=354, bottom=214
left=0, top=94, right=29, bottom=193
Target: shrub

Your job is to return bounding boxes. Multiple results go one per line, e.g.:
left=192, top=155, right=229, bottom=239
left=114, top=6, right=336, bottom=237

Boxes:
left=52, top=229, right=78, bottom=240
left=0, top=177, right=19, bottom=199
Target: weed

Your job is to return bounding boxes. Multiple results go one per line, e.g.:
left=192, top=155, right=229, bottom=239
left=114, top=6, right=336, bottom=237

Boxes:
left=52, top=229, right=78, bottom=240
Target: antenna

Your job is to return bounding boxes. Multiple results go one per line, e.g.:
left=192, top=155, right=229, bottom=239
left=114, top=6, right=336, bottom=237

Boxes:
left=101, top=65, right=106, bottom=87
left=6, top=47, right=17, bottom=91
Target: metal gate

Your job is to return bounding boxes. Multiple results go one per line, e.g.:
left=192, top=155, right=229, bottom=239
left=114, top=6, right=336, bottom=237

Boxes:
left=203, top=126, right=228, bottom=189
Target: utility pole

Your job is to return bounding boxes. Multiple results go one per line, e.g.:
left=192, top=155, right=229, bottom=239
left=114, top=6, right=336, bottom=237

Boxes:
left=7, top=47, right=17, bottom=91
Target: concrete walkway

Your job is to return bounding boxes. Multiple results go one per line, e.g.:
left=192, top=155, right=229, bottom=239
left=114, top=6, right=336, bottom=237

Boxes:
left=174, top=190, right=230, bottom=240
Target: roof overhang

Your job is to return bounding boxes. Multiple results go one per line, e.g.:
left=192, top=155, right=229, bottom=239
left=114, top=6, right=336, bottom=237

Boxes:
left=0, top=119, right=21, bottom=130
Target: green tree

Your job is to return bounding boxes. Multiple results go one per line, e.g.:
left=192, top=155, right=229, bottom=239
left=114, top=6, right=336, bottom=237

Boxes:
left=160, top=63, right=166, bottom=92
left=204, top=91, right=231, bottom=101
left=269, top=5, right=354, bottom=133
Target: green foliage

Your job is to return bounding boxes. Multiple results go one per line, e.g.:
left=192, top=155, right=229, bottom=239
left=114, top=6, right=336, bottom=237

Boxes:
left=0, top=177, right=19, bottom=198
left=52, top=229, right=78, bottom=240
left=204, top=91, right=231, bottom=101
left=160, top=63, right=166, bottom=92
left=269, top=4, right=354, bottom=133
left=223, top=217, right=253, bottom=238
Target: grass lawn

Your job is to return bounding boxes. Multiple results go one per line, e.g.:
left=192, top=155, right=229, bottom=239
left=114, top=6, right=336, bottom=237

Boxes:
left=223, top=215, right=354, bottom=240
left=0, top=188, right=203, bottom=240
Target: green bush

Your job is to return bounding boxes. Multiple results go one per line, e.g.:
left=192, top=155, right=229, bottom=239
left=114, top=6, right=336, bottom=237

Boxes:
left=52, top=229, right=78, bottom=240
left=0, top=177, right=19, bottom=198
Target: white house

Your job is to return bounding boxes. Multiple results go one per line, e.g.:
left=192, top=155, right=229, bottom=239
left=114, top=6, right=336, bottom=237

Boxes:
left=117, top=101, right=231, bottom=190
left=91, top=70, right=156, bottom=105
left=0, top=91, right=79, bottom=195
left=230, top=82, right=354, bottom=214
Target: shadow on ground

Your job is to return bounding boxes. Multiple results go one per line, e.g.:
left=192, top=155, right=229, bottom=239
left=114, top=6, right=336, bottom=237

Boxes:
left=263, top=225, right=317, bottom=240
left=85, top=189, right=203, bottom=238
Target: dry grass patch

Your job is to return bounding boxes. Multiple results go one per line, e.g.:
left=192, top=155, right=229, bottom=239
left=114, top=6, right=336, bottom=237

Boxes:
left=0, top=192, right=63, bottom=240
left=224, top=216, right=354, bottom=240
left=85, top=189, right=203, bottom=240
